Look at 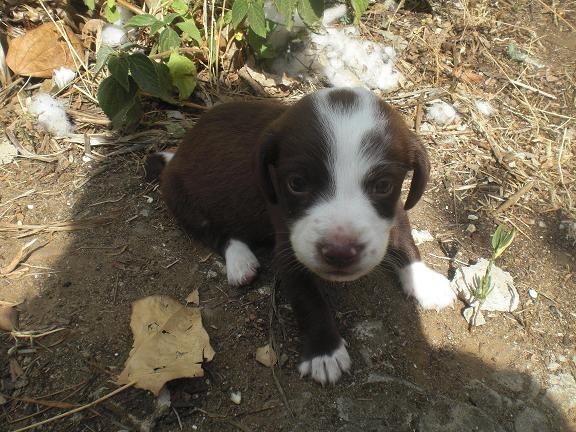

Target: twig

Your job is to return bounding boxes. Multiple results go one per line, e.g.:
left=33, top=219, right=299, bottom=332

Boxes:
left=0, top=239, right=44, bottom=275
left=268, top=278, right=294, bottom=418
left=508, top=79, right=556, bottom=100
left=495, top=181, right=535, bottom=214
left=116, top=0, right=144, bottom=14
left=12, top=382, right=136, bottom=432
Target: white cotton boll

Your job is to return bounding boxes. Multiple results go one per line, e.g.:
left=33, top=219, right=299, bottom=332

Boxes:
left=475, top=100, right=494, bottom=116
left=102, top=24, right=127, bottom=47
left=29, top=93, right=73, bottom=136
left=52, top=67, right=76, bottom=89
left=427, top=101, right=458, bottom=125
left=322, top=4, right=348, bottom=26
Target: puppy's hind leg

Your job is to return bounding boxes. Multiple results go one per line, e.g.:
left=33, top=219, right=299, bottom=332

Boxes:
left=387, top=209, right=455, bottom=310
left=224, top=239, right=260, bottom=287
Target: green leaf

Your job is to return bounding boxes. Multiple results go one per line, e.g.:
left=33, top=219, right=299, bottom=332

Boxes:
left=177, top=20, right=202, bottom=46
left=159, top=27, right=181, bottom=52
left=166, top=52, right=197, bottom=99
left=223, top=10, right=233, bottom=25
left=274, top=0, right=298, bottom=29
left=107, top=0, right=115, bottom=8
left=350, top=0, right=368, bottom=20
left=150, top=20, right=165, bottom=35
left=108, top=55, right=130, bottom=91
left=231, top=0, right=249, bottom=28
left=104, top=4, right=120, bottom=23
left=491, top=225, right=516, bottom=259
left=247, top=2, right=267, bottom=37
left=247, top=22, right=277, bottom=59
left=297, top=0, right=323, bottom=26
left=163, top=12, right=180, bottom=25
left=83, top=0, right=95, bottom=11
left=125, top=14, right=161, bottom=27
left=171, top=0, right=189, bottom=15
left=127, top=53, right=175, bottom=103
left=97, top=75, right=139, bottom=128
left=94, top=45, right=115, bottom=74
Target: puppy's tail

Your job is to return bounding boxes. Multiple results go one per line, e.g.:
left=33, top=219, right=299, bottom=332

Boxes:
left=144, top=151, right=174, bottom=182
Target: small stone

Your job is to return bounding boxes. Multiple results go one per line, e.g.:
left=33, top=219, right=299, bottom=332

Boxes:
left=230, top=391, right=241, bottom=405
left=0, top=139, right=18, bottom=164
left=167, top=110, right=184, bottom=119
left=82, top=154, right=93, bottom=163
left=26, top=204, right=34, bottom=210
left=466, top=224, right=477, bottom=233
left=557, top=355, right=567, bottom=363
left=467, top=214, right=479, bottom=220
left=206, top=270, right=218, bottom=279
left=528, top=289, right=538, bottom=299
left=514, top=407, right=550, bottom=432
left=462, top=307, right=486, bottom=326
left=411, top=229, right=434, bottom=245
left=451, top=258, right=519, bottom=312
left=538, top=221, right=547, bottom=228
left=255, top=344, right=277, bottom=368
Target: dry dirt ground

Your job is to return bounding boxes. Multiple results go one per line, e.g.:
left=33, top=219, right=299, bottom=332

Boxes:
left=0, top=152, right=574, bottom=432
left=1, top=1, right=576, bottom=432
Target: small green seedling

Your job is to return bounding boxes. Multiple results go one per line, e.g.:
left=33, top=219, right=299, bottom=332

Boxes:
left=469, top=225, right=516, bottom=327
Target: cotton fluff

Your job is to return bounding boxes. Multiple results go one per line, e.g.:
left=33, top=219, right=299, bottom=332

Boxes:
left=427, top=101, right=458, bottom=125
left=102, top=24, right=128, bottom=47
left=52, top=66, right=76, bottom=89
left=28, top=93, right=73, bottom=136
left=475, top=100, right=494, bottom=116
left=266, top=3, right=401, bottom=92
left=310, top=27, right=401, bottom=91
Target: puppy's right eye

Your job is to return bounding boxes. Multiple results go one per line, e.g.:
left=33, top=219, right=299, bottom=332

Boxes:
left=287, top=175, right=308, bottom=195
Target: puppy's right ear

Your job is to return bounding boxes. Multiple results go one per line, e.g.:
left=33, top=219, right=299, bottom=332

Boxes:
left=257, top=129, right=280, bottom=204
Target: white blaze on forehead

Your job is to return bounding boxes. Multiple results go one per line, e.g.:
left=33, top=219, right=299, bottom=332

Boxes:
left=289, top=88, right=393, bottom=281
left=313, top=87, right=386, bottom=198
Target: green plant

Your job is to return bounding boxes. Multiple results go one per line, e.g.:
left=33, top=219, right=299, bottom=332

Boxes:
left=83, top=0, right=370, bottom=129
left=469, top=225, right=516, bottom=326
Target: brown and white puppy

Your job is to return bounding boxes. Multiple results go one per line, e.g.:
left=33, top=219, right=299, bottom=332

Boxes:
left=146, top=87, right=455, bottom=385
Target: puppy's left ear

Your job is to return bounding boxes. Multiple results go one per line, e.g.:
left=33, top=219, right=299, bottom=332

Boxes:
left=256, top=129, right=280, bottom=204
left=404, top=132, right=430, bottom=210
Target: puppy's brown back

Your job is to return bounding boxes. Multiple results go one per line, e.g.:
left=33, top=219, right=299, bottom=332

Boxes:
left=161, top=101, right=287, bottom=250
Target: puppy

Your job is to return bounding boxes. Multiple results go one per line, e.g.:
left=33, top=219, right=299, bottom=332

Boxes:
left=146, top=87, right=455, bottom=385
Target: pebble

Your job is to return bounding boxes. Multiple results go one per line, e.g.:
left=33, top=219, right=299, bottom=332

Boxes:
left=467, top=214, right=479, bottom=220
left=528, top=288, right=538, bottom=299
left=452, top=258, right=519, bottom=312
left=545, top=373, right=576, bottom=411
left=466, top=224, right=477, bottom=233
left=230, top=391, right=242, bottom=405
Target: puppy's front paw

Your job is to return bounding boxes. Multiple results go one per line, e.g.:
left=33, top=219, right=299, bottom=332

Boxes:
left=399, top=262, right=455, bottom=310
left=224, top=240, right=260, bottom=287
left=298, top=341, right=351, bottom=385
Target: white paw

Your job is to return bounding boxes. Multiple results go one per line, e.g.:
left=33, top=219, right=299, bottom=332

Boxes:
left=224, top=240, right=260, bottom=287
left=399, top=261, right=455, bottom=310
left=298, top=341, right=351, bottom=385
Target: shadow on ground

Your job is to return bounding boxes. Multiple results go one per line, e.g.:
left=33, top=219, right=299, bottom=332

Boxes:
left=0, top=155, right=573, bottom=432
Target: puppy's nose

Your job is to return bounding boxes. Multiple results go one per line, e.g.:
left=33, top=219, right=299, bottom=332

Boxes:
left=318, top=241, right=365, bottom=268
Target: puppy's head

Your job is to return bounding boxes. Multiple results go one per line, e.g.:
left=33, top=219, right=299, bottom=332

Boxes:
left=258, top=88, right=429, bottom=282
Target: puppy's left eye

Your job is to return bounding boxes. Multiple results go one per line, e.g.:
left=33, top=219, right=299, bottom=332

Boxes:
left=371, top=179, right=393, bottom=197
left=287, top=175, right=308, bottom=195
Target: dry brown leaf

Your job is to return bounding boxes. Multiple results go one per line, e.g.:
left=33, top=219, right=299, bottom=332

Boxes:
left=6, top=22, right=83, bottom=78
left=255, top=344, right=277, bottom=368
left=117, top=295, right=215, bottom=395
left=0, top=304, right=18, bottom=331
